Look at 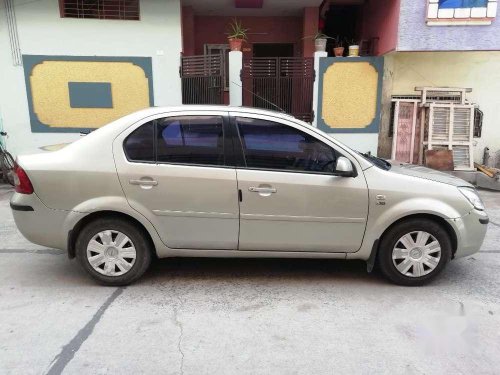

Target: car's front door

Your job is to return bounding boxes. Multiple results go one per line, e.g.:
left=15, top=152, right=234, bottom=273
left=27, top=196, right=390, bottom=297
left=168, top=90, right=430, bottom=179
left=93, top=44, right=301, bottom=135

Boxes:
left=114, top=111, right=239, bottom=250
left=232, top=114, right=369, bottom=253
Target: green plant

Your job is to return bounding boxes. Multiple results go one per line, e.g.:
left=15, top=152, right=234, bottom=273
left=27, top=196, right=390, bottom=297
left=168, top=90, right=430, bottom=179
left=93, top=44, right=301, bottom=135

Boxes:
left=303, top=31, right=333, bottom=40
left=346, top=38, right=359, bottom=46
left=227, top=19, right=248, bottom=40
left=333, top=36, right=344, bottom=48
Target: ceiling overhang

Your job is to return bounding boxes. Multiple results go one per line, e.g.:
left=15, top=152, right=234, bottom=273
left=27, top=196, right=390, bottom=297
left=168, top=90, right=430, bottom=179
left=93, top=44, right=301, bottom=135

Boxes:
left=183, top=0, right=323, bottom=16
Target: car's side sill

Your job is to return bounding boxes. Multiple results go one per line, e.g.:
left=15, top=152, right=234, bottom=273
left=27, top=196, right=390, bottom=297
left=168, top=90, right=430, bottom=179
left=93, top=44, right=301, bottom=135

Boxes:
left=156, top=248, right=348, bottom=260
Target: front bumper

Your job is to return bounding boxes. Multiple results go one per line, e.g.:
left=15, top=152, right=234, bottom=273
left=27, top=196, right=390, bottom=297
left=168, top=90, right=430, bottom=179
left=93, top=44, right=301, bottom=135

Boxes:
left=447, top=209, right=489, bottom=258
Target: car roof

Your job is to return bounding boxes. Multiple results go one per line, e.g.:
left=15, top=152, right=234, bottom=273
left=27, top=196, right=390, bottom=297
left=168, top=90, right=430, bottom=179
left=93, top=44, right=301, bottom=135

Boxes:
left=135, top=105, right=298, bottom=120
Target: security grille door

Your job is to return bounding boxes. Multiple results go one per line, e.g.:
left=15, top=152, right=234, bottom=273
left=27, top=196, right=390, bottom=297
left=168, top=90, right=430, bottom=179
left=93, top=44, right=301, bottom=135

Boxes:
left=180, top=55, right=223, bottom=105
left=241, top=57, right=315, bottom=123
left=391, top=100, right=420, bottom=164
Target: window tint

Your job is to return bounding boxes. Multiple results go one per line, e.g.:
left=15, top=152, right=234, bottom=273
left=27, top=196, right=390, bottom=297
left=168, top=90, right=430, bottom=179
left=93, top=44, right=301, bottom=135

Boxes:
left=236, top=117, right=337, bottom=173
left=157, top=116, right=224, bottom=166
left=124, top=121, right=154, bottom=162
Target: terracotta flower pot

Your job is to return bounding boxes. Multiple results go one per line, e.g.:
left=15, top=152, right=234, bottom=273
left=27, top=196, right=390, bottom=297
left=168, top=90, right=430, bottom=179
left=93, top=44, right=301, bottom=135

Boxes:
left=333, top=46, right=344, bottom=57
left=229, top=38, right=244, bottom=51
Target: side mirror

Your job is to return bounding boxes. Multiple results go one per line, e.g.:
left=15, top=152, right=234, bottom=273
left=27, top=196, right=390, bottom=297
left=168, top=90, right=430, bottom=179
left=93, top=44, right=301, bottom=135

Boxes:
left=334, top=157, right=355, bottom=177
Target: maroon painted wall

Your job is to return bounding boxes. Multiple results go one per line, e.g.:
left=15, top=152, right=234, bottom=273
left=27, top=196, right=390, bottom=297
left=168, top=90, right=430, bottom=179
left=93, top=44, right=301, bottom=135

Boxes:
left=193, top=16, right=304, bottom=58
left=360, top=0, right=400, bottom=55
left=181, top=6, right=195, bottom=55
left=302, top=7, right=319, bottom=57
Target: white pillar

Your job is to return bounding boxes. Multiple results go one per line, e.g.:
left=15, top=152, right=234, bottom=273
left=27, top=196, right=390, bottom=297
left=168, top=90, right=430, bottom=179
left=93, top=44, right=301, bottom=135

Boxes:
left=229, top=51, right=243, bottom=107
left=312, top=51, right=327, bottom=127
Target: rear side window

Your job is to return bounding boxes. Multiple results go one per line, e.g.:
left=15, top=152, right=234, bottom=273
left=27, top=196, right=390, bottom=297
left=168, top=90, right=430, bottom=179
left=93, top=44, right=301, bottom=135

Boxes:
left=124, top=121, right=154, bottom=162
left=157, top=116, right=224, bottom=166
left=236, top=117, right=337, bottom=173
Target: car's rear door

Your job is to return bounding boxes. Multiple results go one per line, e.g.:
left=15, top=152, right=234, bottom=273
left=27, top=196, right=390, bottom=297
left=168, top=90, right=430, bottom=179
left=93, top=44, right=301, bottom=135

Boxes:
left=114, top=110, right=239, bottom=250
left=232, top=113, right=369, bottom=253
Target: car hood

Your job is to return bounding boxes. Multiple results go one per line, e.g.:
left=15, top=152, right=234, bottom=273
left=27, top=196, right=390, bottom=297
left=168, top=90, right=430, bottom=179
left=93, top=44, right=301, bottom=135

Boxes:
left=387, top=162, right=473, bottom=187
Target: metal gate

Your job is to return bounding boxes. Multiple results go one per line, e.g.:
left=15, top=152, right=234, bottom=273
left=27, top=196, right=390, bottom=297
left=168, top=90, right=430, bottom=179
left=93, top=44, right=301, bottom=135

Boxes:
left=180, top=55, right=223, bottom=105
left=241, top=57, right=315, bottom=123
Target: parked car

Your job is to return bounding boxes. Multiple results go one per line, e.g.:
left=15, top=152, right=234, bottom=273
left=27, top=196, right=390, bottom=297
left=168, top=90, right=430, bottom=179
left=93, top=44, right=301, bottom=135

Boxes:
left=10, top=106, right=488, bottom=286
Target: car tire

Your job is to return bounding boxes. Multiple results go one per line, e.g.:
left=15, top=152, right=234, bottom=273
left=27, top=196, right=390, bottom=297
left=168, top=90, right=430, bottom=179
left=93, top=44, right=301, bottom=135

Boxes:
left=377, top=218, right=452, bottom=286
left=76, top=217, right=152, bottom=286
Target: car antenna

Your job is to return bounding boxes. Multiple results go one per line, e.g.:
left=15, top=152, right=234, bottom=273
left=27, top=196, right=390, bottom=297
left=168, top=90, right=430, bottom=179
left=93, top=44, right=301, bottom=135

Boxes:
left=230, top=80, right=287, bottom=114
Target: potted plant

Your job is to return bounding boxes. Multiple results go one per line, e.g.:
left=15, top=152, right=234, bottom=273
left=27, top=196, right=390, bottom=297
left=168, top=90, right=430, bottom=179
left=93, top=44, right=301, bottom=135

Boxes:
left=333, top=36, right=344, bottom=57
left=303, top=32, right=332, bottom=52
left=313, top=32, right=331, bottom=52
left=227, top=19, right=248, bottom=52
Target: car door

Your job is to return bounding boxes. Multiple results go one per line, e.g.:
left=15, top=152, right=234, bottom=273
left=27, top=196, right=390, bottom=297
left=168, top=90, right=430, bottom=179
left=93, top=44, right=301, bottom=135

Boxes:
left=114, top=111, right=239, bottom=250
left=232, top=113, right=369, bottom=253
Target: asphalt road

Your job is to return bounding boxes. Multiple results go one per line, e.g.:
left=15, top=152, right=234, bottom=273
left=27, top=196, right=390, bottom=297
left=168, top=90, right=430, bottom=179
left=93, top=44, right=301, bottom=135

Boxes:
left=1, top=184, right=500, bottom=375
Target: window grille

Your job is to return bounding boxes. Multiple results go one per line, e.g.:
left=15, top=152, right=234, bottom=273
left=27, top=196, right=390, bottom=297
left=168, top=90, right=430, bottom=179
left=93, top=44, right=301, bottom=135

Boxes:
left=60, top=0, right=140, bottom=20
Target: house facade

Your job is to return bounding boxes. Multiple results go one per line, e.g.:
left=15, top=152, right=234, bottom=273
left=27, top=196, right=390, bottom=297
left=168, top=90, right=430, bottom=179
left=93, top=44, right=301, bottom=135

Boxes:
left=1, top=0, right=499, bottom=167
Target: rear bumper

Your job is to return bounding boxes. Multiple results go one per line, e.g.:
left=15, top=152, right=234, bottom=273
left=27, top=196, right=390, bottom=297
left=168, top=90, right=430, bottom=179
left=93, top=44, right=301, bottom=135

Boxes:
left=447, top=209, right=489, bottom=258
left=10, top=193, right=85, bottom=251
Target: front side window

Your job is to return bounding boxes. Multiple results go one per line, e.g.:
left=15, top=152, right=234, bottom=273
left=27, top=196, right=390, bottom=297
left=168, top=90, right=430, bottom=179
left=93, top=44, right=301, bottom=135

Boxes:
left=236, top=117, right=337, bottom=173
left=157, top=116, right=224, bottom=166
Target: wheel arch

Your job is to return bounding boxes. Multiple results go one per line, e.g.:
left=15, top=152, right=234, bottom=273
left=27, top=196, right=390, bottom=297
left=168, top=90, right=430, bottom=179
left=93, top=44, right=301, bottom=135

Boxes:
left=68, top=210, right=156, bottom=259
left=368, top=213, right=458, bottom=271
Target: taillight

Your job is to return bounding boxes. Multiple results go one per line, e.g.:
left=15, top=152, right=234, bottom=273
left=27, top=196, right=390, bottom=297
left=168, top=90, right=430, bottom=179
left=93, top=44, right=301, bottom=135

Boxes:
left=14, top=166, right=34, bottom=194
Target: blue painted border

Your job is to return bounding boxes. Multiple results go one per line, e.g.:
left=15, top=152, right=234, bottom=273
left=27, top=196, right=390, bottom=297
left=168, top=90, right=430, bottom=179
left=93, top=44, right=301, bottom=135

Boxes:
left=22, top=55, right=154, bottom=133
left=317, top=56, right=384, bottom=134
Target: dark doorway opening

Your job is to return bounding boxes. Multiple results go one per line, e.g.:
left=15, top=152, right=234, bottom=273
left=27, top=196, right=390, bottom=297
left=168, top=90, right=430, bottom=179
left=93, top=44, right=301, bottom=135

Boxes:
left=323, top=4, right=362, bottom=55
left=253, top=43, right=294, bottom=58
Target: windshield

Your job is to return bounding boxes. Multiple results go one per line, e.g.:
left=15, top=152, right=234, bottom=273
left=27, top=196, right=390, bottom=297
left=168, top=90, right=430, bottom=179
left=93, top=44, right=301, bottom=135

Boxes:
left=357, top=151, right=392, bottom=171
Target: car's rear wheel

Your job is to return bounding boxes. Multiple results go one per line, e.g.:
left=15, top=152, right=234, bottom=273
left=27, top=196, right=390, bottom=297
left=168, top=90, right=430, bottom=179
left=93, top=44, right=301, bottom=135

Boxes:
left=377, top=218, right=452, bottom=286
left=76, top=218, right=152, bottom=286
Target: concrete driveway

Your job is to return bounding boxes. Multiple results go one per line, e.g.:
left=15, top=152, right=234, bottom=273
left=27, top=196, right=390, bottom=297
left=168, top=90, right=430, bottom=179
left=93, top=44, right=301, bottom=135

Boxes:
left=1, top=184, right=500, bottom=375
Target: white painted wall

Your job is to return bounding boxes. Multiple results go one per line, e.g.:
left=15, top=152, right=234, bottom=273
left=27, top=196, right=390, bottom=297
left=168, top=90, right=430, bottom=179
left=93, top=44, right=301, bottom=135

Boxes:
left=388, top=51, right=500, bottom=162
left=228, top=51, right=242, bottom=106
left=0, top=0, right=183, bottom=156
left=329, top=133, right=379, bottom=155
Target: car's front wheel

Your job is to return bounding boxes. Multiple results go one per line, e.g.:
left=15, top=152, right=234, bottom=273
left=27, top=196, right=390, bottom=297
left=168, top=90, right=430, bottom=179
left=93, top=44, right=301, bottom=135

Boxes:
left=377, top=218, right=452, bottom=286
left=75, top=217, right=152, bottom=286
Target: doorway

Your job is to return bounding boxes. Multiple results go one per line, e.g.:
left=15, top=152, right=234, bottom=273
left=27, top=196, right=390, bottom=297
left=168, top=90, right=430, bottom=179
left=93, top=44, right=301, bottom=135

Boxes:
left=252, top=43, right=294, bottom=58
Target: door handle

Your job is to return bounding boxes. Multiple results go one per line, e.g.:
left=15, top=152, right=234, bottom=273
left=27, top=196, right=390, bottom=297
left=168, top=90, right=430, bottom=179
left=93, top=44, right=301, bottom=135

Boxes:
left=129, top=179, right=158, bottom=186
left=249, top=187, right=277, bottom=193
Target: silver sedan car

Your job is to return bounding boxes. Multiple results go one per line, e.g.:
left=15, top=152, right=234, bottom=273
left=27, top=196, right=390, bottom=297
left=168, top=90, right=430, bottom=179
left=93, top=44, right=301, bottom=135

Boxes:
left=10, top=106, right=488, bottom=286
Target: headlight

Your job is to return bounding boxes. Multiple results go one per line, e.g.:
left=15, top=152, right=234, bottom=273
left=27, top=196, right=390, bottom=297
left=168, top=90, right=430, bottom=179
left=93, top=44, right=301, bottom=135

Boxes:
left=458, top=187, right=485, bottom=211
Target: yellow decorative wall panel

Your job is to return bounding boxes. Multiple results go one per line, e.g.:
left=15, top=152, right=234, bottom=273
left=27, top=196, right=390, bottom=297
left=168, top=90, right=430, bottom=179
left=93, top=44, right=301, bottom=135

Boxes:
left=30, top=61, right=149, bottom=128
left=321, top=61, right=379, bottom=130
left=22, top=56, right=154, bottom=133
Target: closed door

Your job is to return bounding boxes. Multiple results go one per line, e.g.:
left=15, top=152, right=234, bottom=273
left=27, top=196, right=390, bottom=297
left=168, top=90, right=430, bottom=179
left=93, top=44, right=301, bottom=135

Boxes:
left=114, top=113, right=239, bottom=250
left=233, top=115, right=369, bottom=252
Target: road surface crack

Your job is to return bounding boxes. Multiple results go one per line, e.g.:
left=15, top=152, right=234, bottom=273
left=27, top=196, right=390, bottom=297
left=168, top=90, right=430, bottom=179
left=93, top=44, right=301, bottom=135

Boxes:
left=45, top=287, right=124, bottom=375
left=172, top=291, right=185, bottom=375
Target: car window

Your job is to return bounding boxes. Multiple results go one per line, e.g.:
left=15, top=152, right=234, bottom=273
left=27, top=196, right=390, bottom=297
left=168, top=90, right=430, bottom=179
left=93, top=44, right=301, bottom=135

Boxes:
left=236, top=117, right=337, bottom=173
left=124, top=121, right=155, bottom=162
left=157, top=116, right=224, bottom=166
